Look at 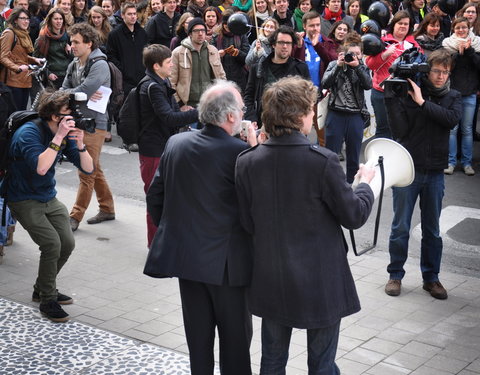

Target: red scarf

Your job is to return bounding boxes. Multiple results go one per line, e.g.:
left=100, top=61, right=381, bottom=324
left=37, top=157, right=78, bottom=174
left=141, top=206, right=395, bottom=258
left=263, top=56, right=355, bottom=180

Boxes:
left=323, top=8, right=343, bottom=21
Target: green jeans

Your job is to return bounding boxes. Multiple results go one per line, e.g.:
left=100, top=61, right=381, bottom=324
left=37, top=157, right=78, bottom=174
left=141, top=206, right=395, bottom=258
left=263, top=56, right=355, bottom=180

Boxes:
left=8, top=198, right=75, bottom=303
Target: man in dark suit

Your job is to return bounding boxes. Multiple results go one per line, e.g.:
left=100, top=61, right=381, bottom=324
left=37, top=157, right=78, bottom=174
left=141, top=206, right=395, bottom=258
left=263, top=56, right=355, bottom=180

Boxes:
left=236, top=76, right=375, bottom=373
left=144, top=80, right=253, bottom=375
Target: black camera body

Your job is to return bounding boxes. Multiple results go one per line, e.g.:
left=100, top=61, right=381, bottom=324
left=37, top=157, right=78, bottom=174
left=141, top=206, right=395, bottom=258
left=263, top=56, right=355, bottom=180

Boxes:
left=384, top=47, right=429, bottom=99
left=68, top=93, right=96, bottom=133
left=344, top=52, right=355, bottom=63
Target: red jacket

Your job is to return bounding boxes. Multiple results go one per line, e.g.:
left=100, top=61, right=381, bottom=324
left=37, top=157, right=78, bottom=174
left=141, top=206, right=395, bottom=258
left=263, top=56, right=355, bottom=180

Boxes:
left=365, top=34, right=421, bottom=92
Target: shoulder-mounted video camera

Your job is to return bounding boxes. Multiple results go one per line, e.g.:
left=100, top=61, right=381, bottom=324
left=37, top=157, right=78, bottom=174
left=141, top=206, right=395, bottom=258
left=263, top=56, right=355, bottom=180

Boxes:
left=383, top=47, right=429, bottom=99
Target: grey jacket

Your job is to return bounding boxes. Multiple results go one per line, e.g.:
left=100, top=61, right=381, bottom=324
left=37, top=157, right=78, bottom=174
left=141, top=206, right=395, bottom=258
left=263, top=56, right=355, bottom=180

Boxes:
left=245, top=38, right=272, bottom=67
left=62, top=48, right=111, bottom=130
left=321, top=60, right=372, bottom=113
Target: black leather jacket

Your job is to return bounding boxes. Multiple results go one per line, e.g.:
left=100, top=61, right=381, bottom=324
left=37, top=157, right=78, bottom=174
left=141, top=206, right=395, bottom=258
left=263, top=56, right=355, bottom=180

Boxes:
left=322, top=60, right=372, bottom=113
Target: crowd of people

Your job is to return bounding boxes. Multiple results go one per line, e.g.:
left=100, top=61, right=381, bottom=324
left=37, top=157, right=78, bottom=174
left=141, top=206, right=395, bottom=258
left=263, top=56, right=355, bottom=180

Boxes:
left=0, top=0, right=478, bottom=372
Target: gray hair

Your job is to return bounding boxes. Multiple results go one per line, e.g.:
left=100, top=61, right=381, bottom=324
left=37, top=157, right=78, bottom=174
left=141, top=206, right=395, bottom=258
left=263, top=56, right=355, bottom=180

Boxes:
left=198, top=80, right=241, bottom=126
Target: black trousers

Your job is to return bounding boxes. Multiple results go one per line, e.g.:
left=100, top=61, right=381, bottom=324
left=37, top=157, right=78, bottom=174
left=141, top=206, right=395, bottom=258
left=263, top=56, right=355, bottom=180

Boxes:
left=178, top=278, right=252, bottom=375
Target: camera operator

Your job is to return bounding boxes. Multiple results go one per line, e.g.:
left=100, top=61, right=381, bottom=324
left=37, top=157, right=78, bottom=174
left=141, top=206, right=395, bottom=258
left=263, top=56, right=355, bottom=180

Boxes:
left=62, top=23, right=115, bottom=232
left=383, top=48, right=462, bottom=300
left=5, top=90, right=94, bottom=322
left=322, top=32, right=372, bottom=183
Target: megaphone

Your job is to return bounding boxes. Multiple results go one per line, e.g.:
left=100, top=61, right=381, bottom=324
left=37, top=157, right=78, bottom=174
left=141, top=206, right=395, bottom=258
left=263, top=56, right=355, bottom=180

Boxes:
left=361, top=138, right=415, bottom=199
left=350, top=138, right=415, bottom=256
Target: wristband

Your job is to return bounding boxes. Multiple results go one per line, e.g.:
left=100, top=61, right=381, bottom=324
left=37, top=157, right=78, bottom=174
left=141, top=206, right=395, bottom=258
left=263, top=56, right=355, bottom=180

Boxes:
left=78, top=145, right=87, bottom=152
left=49, top=141, right=61, bottom=152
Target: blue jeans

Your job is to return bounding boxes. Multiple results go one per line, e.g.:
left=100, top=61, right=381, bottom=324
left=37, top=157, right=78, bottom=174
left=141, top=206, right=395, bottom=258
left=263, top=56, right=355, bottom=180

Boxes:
left=0, top=198, right=15, bottom=245
left=449, top=93, right=475, bottom=167
left=370, top=88, right=391, bottom=139
left=388, top=171, right=444, bottom=283
left=260, top=318, right=340, bottom=375
left=325, top=110, right=364, bottom=183
left=8, top=86, right=29, bottom=110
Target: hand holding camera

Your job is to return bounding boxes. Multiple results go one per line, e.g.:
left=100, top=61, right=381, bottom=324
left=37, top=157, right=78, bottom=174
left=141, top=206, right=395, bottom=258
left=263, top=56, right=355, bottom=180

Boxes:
left=406, top=78, right=425, bottom=106
left=57, top=115, right=76, bottom=139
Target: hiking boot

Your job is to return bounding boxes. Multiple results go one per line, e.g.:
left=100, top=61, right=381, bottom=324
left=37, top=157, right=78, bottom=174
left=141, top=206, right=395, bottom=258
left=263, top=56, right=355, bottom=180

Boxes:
left=385, top=279, right=401, bottom=296
left=444, top=165, right=455, bottom=175
left=464, top=165, right=475, bottom=176
left=6, top=225, right=15, bottom=246
left=39, top=300, right=69, bottom=323
left=87, top=211, right=115, bottom=224
left=423, top=281, right=448, bottom=300
left=32, top=290, right=73, bottom=305
left=70, top=217, right=79, bottom=232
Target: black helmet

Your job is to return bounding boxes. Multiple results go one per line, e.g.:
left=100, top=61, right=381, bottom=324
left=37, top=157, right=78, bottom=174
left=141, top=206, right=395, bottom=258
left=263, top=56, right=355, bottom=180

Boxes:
left=362, top=33, right=385, bottom=55
left=437, top=0, right=457, bottom=17
left=360, top=19, right=382, bottom=36
left=367, top=1, right=390, bottom=29
left=227, top=13, right=250, bottom=35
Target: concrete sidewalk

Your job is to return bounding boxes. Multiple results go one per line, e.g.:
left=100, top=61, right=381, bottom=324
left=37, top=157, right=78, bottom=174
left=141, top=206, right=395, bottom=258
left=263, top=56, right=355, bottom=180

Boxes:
left=1, top=185, right=479, bottom=375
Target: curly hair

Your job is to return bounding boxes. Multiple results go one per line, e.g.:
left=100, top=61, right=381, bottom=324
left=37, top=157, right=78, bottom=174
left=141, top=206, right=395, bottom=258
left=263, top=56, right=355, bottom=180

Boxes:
left=38, top=89, right=71, bottom=121
left=68, top=22, right=100, bottom=51
left=262, top=76, right=318, bottom=137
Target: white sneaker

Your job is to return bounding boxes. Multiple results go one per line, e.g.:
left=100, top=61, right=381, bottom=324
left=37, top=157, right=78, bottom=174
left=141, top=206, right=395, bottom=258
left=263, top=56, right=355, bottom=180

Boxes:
left=444, top=165, right=455, bottom=175
left=464, top=165, right=475, bottom=176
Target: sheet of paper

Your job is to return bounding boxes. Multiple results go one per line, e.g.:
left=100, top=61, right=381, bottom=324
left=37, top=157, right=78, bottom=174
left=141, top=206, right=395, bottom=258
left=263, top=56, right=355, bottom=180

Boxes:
left=87, top=86, right=112, bottom=114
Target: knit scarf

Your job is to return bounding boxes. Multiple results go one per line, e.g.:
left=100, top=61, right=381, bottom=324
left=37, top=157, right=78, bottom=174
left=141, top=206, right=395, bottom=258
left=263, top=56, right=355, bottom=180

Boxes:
left=36, top=25, right=67, bottom=58
left=11, top=27, right=33, bottom=53
left=256, top=10, right=269, bottom=21
left=415, top=33, right=444, bottom=52
left=442, top=31, right=480, bottom=53
left=323, top=8, right=343, bottom=21
left=293, top=8, right=305, bottom=32
left=421, top=75, right=450, bottom=97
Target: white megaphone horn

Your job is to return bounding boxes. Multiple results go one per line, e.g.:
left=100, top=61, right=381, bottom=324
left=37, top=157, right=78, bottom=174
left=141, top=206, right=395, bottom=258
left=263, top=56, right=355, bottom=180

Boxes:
left=350, top=138, right=415, bottom=256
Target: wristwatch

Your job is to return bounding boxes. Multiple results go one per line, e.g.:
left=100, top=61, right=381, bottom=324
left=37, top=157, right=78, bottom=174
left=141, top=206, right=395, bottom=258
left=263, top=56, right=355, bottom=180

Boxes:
left=78, top=145, right=87, bottom=152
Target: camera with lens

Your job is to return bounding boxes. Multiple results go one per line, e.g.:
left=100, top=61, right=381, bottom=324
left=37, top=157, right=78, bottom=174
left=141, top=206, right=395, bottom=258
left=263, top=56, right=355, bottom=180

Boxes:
left=384, top=47, right=429, bottom=99
left=344, top=52, right=355, bottom=63
left=68, top=93, right=96, bottom=133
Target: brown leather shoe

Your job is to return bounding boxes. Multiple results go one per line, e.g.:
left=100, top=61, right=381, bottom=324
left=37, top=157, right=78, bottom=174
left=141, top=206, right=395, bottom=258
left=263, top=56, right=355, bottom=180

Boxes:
left=423, top=281, right=448, bottom=300
left=87, top=211, right=115, bottom=225
left=385, top=279, right=401, bottom=296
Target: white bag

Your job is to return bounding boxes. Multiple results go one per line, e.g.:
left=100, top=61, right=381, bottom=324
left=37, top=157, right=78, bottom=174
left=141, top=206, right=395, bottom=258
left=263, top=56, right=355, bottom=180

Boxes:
left=316, top=91, right=330, bottom=130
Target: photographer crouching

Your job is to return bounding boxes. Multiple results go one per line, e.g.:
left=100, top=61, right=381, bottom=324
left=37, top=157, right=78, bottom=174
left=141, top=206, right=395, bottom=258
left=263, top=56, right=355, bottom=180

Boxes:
left=384, top=49, right=462, bottom=300
left=5, top=90, right=94, bottom=322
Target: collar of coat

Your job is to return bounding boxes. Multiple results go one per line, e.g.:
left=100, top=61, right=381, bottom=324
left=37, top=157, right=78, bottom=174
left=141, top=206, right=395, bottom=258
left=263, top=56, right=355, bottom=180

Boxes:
left=264, top=131, right=310, bottom=146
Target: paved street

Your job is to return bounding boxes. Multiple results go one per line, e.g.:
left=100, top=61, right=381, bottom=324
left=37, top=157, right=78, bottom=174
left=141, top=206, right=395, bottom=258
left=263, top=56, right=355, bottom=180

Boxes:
left=0, top=133, right=479, bottom=374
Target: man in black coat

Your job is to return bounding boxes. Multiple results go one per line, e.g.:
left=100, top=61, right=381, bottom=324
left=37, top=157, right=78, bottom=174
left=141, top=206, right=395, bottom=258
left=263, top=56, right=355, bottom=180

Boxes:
left=106, top=2, right=148, bottom=95
left=137, top=44, right=198, bottom=248
left=144, top=81, right=254, bottom=375
left=384, top=49, right=462, bottom=300
left=144, top=0, right=180, bottom=47
left=236, top=76, right=375, bottom=373
left=244, top=26, right=311, bottom=126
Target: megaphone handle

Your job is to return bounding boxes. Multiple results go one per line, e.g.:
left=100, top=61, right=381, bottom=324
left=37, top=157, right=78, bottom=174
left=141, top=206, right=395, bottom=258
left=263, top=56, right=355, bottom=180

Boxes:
left=351, top=156, right=385, bottom=256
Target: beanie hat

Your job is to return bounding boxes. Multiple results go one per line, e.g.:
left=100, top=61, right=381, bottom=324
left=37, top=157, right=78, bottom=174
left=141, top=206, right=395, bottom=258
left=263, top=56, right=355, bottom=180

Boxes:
left=187, top=17, right=207, bottom=35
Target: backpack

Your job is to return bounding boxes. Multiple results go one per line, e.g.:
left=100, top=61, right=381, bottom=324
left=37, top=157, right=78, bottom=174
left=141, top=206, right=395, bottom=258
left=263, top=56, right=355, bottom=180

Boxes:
left=83, top=56, right=125, bottom=116
left=0, top=111, right=42, bottom=225
left=117, top=77, right=154, bottom=146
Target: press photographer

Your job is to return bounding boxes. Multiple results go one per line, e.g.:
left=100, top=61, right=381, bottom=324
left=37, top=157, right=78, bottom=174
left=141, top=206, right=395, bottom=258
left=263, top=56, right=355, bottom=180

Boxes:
left=5, top=90, right=94, bottom=322
left=383, top=48, right=462, bottom=300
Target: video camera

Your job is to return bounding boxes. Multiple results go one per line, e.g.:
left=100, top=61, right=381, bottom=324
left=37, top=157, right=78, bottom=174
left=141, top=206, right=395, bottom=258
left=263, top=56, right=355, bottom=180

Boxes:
left=68, top=93, right=96, bottom=133
left=384, top=47, right=429, bottom=99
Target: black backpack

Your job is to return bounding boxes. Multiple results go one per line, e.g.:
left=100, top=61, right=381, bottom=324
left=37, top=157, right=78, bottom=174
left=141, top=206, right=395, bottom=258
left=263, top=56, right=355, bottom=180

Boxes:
left=0, top=111, right=43, bottom=225
left=84, top=56, right=125, bottom=116
left=117, top=77, right=154, bottom=146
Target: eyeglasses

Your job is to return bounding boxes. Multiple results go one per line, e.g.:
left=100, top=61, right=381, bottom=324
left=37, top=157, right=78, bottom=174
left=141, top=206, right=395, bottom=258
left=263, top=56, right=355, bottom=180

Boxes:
left=239, top=106, right=247, bottom=113
left=430, top=69, right=450, bottom=76
left=18, top=17, right=30, bottom=20
left=275, top=41, right=293, bottom=46
left=465, top=10, right=477, bottom=13
left=191, top=28, right=206, bottom=33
